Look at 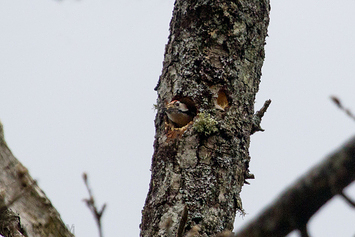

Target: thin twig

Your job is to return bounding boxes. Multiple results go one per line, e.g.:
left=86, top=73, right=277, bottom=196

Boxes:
left=83, top=173, right=106, bottom=237
left=330, top=96, right=355, bottom=121
left=340, top=191, right=355, bottom=208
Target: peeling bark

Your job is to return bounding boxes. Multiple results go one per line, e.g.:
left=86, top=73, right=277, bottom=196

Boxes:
left=140, top=0, right=270, bottom=236
left=0, top=122, right=74, bottom=237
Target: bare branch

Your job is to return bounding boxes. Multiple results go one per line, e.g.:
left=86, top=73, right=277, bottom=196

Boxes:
left=235, top=136, right=355, bottom=237
left=330, top=96, right=355, bottom=121
left=340, top=191, right=355, bottom=208
left=83, top=173, right=106, bottom=237
left=298, top=225, right=309, bottom=237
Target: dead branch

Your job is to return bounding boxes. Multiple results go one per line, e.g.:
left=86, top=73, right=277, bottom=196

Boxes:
left=251, top=99, right=272, bottom=134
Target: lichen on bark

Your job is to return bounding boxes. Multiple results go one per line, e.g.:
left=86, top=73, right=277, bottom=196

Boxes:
left=141, top=0, right=270, bottom=236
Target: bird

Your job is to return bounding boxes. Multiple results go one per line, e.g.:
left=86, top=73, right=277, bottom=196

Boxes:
left=165, top=100, right=195, bottom=127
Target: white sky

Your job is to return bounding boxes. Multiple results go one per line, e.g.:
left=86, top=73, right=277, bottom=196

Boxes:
left=1, top=0, right=355, bottom=236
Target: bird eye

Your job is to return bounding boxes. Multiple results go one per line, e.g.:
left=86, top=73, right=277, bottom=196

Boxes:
left=175, top=101, right=180, bottom=106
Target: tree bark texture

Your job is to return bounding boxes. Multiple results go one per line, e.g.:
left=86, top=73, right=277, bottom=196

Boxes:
left=234, top=136, right=355, bottom=237
left=0, top=122, right=74, bottom=237
left=140, top=0, right=270, bottom=236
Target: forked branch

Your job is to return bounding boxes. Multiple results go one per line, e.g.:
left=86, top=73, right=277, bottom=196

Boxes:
left=83, top=173, right=107, bottom=237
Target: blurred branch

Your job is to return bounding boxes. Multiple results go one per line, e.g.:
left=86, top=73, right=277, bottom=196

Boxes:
left=340, top=191, right=355, bottom=208
left=331, top=95, right=355, bottom=121
left=83, top=173, right=107, bottom=237
left=234, top=136, right=355, bottom=237
left=299, top=225, right=309, bottom=237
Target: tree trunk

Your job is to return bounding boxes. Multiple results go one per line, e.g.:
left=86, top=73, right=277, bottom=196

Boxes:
left=140, top=0, right=270, bottom=236
left=0, top=122, right=74, bottom=237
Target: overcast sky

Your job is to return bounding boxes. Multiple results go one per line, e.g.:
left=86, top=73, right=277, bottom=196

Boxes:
left=1, top=0, right=355, bottom=236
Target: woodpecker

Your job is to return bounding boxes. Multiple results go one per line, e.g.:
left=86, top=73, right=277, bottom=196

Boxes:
left=165, top=100, right=195, bottom=127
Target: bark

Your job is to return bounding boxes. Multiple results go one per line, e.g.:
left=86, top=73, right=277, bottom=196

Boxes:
left=0, top=121, right=74, bottom=237
left=140, top=0, right=270, bottom=236
left=234, top=136, right=355, bottom=237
